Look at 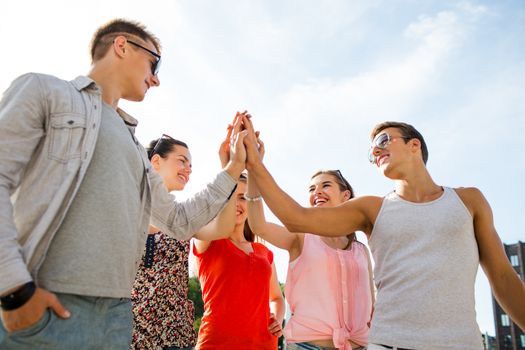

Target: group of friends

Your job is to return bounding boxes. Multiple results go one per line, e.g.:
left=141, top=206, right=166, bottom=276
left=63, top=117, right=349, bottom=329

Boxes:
left=0, top=18, right=524, bottom=350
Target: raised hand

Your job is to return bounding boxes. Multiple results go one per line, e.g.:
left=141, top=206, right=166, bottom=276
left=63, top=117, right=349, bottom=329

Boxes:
left=221, top=111, right=249, bottom=179
left=239, top=114, right=264, bottom=168
left=218, top=123, right=233, bottom=168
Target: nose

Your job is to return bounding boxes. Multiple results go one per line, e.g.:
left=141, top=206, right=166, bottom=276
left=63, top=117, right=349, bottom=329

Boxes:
left=372, top=146, right=383, bottom=157
left=149, top=74, right=160, bottom=87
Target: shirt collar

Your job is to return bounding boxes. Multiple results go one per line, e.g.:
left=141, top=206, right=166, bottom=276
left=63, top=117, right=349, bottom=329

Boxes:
left=70, top=76, right=139, bottom=127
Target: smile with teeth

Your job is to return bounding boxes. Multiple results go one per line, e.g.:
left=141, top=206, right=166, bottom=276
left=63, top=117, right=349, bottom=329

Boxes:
left=178, top=174, right=188, bottom=183
left=314, top=197, right=328, bottom=206
left=376, top=154, right=389, bottom=166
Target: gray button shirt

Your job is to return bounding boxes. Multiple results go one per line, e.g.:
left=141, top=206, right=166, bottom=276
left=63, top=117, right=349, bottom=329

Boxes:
left=0, top=73, right=237, bottom=295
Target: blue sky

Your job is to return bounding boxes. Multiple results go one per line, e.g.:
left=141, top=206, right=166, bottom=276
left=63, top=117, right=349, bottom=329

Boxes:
left=1, top=0, right=523, bottom=337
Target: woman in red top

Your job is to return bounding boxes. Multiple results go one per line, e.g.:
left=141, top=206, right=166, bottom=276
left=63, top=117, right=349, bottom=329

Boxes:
left=193, top=171, right=285, bottom=350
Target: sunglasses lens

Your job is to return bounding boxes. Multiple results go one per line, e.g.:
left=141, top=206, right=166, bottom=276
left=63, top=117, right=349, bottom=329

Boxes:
left=153, top=58, right=161, bottom=75
left=375, top=133, right=390, bottom=149
left=368, top=147, right=376, bottom=164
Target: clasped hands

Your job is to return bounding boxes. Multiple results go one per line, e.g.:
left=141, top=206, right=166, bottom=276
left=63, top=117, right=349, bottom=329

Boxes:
left=218, top=110, right=264, bottom=171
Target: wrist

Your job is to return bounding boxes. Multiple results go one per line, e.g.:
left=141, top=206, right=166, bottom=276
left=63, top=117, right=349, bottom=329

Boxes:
left=0, top=281, right=36, bottom=311
left=224, top=160, right=245, bottom=179
left=244, top=193, right=262, bottom=202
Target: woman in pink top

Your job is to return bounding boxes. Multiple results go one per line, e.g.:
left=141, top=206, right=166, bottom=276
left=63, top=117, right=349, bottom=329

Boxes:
left=247, top=168, right=374, bottom=350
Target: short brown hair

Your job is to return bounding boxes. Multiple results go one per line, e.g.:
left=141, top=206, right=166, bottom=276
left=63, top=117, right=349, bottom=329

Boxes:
left=370, top=121, right=429, bottom=164
left=89, top=18, right=161, bottom=63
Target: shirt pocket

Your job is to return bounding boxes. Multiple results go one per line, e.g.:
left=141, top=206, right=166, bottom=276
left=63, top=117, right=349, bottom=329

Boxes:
left=47, top=114, right=87, bottom=163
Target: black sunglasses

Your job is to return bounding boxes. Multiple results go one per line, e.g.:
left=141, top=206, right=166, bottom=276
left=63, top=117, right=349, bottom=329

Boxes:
left=334, top=170, right=353, bottom=195
left=127, top=39, right=162, bottom=76
left=150, top=134, right=175, bottom=157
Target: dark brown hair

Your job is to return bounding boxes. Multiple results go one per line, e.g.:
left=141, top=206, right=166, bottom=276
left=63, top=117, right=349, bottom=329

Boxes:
left=146, top=137, right=188, bottom=161
left=89, top=18, right=161, bottom=62
left=310, top=169, right=355, bottom=199
left=311, top=169, right=357, bottom=243
left=370, top=121, right=428, bottom=164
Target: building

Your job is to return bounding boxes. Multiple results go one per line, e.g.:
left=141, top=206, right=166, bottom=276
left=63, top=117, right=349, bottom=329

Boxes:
left=492, top=241, right=525, bottom=349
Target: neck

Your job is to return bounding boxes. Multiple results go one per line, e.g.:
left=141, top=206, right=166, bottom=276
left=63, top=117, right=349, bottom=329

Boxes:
left=229, top=223, right=248, bottom=242
left=393, top=167, right=442, bottom=203
left=148, top=225, right=160, bottom=234
left=87, top=64, right=121, bottom=109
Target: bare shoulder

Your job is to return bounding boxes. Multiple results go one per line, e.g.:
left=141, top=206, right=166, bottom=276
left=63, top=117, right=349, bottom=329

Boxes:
left=344, top=195, right=383, bottom=208
left=343, top=195, right=384, bottom=234
left=454, top=186, right=483, bottom=198
left=453, top=187, right=489, bottom=216
left=356, top=195, right=385, bottom=216
left=453, top=186, right=485, bottom=204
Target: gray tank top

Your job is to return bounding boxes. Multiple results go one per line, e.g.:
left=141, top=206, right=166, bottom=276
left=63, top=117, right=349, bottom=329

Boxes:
left=369, top=187, right=483, bottom=350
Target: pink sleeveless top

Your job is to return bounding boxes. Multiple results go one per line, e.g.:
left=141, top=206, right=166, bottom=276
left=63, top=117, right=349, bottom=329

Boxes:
left=284, top=234, right=372, bottom=349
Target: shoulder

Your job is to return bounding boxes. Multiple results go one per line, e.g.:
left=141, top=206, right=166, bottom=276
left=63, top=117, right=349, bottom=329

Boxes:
left=253, top=242, right=273, bottom=261
left=452, top=186, right=488, bottom=216
left=453, top=186, right=485, bottom=205
left=253, top=242, right=270, bottom=252
left=18, top=72, right=66, bottom=87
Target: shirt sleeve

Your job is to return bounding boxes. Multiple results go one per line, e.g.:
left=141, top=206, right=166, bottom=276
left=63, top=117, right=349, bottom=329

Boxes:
left=0, top=73, right=47, bottom=294
left=149, top=169, right=237, bottom=241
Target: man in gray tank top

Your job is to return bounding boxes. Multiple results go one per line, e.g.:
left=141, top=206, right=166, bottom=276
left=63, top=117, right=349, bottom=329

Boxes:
left=242, top=117, right=524, bottom=350
left=0, top=19, right=248, bottom=349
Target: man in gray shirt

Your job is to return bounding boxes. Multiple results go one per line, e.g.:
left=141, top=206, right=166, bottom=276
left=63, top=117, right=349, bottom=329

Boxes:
left=241, top=117, right=524, bottom=350
left=0, top=19, right=246, bottom=349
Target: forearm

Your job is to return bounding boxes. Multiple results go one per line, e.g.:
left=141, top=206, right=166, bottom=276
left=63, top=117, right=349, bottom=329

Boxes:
left=150, top=170, right=237, bottom=240
left=247, top=161, right=306, bottom=232
left=270, top=297, right=285, bottom=324
left=491, top=269, right=525, bottom=331
left=246, top=177, right=269, bottom=235
left=193, top=197, right=236, bottom=240
left=223, top=159, right=244, bottom=180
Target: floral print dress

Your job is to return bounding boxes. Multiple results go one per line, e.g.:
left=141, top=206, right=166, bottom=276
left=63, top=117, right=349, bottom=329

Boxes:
left=131, top=232, right=197, bottom=349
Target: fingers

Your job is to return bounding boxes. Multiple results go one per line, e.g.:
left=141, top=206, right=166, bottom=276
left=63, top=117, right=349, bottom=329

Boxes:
left=1, top=287, right=70, bottom=333
left=268, top=316, right=283, bottom=337
left=47, top=292, right=70, bottom=319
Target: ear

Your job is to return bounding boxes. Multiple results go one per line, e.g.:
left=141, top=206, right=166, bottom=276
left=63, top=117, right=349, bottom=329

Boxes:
left=342, top=190, right=351, bottom=201
left=410, top=138, right=421, bottom=154
left=150, top=153, right=162, bottom=171
left=113, top=35, right=128, bottom=58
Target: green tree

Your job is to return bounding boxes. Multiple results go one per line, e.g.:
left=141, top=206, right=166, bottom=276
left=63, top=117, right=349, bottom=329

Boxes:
left=188, top=276, right=204, bottom=332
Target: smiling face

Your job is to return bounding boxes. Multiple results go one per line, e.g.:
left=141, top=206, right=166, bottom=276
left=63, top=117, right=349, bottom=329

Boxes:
left=308, top=173, right=351, bottom=208
left=152, top=145, right=192, bottom=192
left=370, top=127, right=420, bottom=179
left=120, top=37, right=161, bottom=102
left=234, top=181, right=248, bottom=226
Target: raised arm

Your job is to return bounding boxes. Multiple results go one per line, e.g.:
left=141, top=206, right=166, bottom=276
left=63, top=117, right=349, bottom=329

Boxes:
left=241, top=116, right=374, bottom=236
left=192, top=117, right=241, bottom=242
left=245, top=136, right=302, bottom=258
left=151, top=114, right=247, bottom=241
left=459, top=187, right=525, bottom=331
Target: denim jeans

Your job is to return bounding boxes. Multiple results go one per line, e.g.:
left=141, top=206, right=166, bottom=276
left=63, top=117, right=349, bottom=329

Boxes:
left=0, top=293, right=132, bottom=350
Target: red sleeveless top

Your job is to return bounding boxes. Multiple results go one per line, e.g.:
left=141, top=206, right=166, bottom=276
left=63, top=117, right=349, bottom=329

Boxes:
left=193, top=239, right=277, bottom=350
